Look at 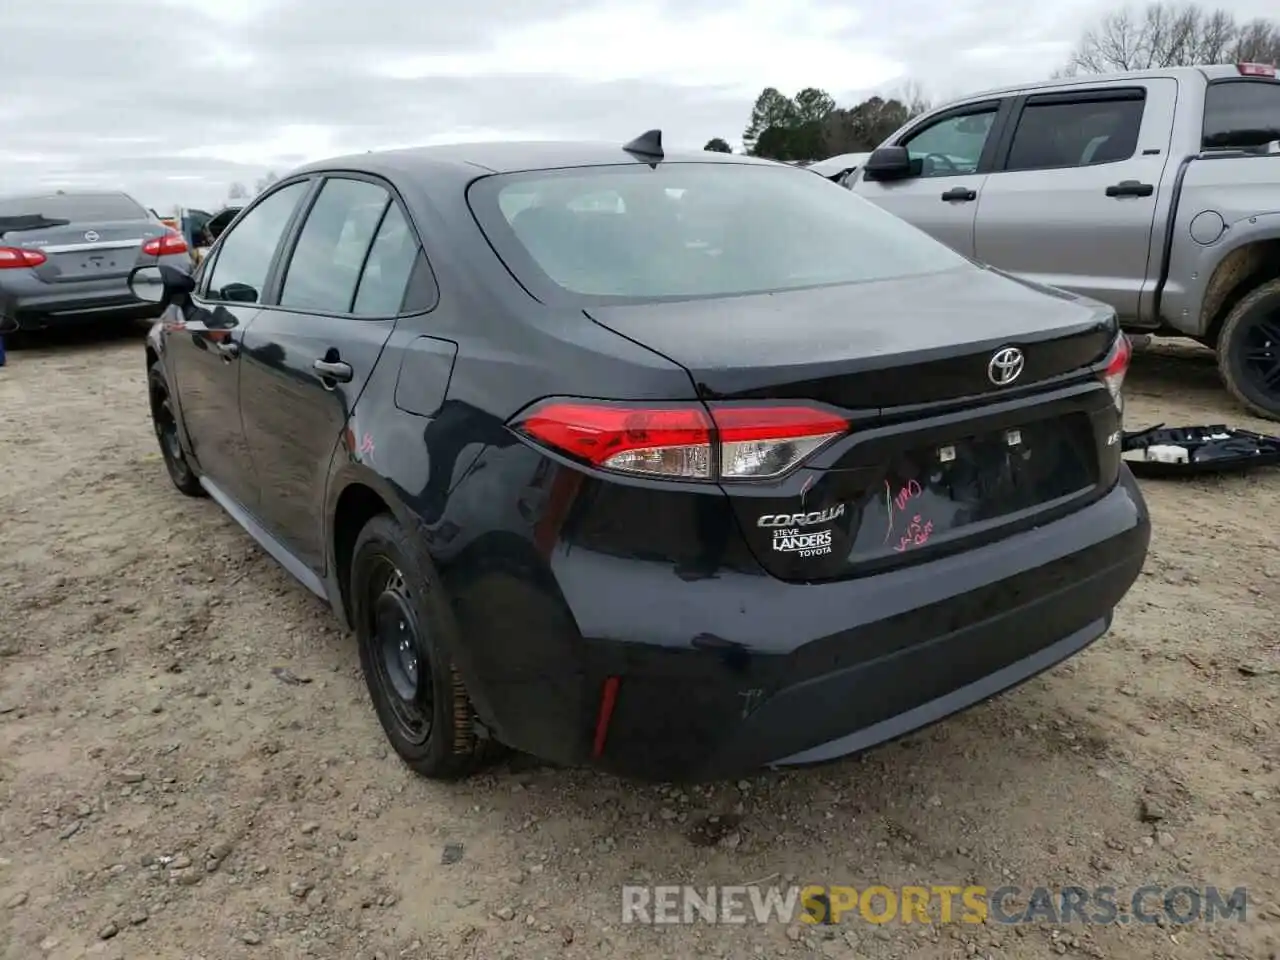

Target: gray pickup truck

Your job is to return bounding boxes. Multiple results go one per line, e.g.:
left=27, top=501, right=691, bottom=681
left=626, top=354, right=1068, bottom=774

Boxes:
left=847, top=63, right=1280, bottom=420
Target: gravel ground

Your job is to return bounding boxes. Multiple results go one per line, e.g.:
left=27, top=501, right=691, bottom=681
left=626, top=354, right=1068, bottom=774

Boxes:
left=1, top=329, right=1277, bottom=960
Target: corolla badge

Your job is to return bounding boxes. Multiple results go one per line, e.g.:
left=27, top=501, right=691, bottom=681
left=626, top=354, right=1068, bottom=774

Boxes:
left=83, top=230, right=100, bottom=242
left=987, top=346, right=1024, bottom=386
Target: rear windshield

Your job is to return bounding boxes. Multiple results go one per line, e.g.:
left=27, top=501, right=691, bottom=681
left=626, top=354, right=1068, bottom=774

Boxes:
left=0, top=192, right=149, bottom=222
left=1203, top=80, right=1280, bottom=149
left=468, top=162, right=967, bottom=304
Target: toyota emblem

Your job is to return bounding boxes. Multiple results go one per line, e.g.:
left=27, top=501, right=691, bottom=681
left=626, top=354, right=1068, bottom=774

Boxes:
left=83, top=230, right=100, bottom=242
left=987, top=346, right=1024, bottom=386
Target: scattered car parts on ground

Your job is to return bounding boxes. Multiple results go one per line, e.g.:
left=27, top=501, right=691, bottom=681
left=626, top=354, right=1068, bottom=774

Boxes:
left=1122, top=422, right=1280, bottom=476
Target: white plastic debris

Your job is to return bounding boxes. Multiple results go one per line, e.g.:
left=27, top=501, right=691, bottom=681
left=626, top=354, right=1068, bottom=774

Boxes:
left=1144, top=444, right=1189, bottom=464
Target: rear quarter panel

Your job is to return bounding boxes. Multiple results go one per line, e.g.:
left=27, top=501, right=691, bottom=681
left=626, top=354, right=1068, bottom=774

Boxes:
left=1159, top=154, right=1280, bottom=335
left=319, top=175, right=700, bottom=617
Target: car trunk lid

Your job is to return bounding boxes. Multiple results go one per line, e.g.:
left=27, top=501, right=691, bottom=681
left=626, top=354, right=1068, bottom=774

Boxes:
left=1, top=219, right=167, bottom=282
left=585, top=266, right=1124, bottom=582
left=586, top=266, right=1113, bottom=408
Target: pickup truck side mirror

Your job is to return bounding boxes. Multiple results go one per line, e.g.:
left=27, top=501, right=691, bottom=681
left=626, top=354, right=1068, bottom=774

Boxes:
left=862, top=146, right=914, bottom=182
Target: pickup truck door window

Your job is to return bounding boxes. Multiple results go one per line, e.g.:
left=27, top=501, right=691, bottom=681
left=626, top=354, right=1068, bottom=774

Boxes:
left=168, top=180, right=311, bottom=513
left=973, top=80, right=1178, bottom=321
left=237, top=176, right=409, bottom=572
left=852, top=104, right=1000, bottom=257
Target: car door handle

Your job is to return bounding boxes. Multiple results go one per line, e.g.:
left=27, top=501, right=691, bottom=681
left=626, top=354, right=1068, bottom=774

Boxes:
left=215, top=341, right=239, bottom=360
left=940, top=187, right=977, bottom=202
left=1105, top=180, right=1154, bottom=198
left=313, top=358, right=353, bottom=383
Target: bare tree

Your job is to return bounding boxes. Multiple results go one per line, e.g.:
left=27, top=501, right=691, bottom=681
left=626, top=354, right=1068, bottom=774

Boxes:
left=1233, top=18, right=1280, bottom=64
left=887, top=80, right=933, bottom=119
left=227, top=182, right=248, bottom=201
left=1065, top=2, right=1280, bottom=74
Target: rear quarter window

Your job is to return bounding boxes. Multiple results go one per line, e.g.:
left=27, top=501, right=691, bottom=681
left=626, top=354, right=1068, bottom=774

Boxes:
left=468, top=162, right=968, bottom=305
left=1203, top=80, right=1280, bottom=149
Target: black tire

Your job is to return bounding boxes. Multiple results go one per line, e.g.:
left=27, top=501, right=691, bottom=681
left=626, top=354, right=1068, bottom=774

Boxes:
left=1216, top=278, right=1280, bottom=421
left=147, top=362, right=204, bottom=497
left=351, top=513, right=486, bottom=779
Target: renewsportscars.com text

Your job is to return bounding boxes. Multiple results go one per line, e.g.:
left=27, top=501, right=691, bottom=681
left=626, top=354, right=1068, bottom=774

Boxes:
left=621, top=884, right=1248, bottom=926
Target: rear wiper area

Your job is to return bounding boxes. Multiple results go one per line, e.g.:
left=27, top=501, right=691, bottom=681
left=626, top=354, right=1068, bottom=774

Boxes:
left=0, top=214, right=72, bottom=234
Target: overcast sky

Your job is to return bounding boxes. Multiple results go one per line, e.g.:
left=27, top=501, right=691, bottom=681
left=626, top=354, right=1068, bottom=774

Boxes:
left=2, top=0, right=1276, bottom=210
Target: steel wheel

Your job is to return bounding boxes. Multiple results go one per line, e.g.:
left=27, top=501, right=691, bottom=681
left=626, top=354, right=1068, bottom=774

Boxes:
left=147, top=363, right=203, bottom=496
left=364, top=559, right=434, bottom=746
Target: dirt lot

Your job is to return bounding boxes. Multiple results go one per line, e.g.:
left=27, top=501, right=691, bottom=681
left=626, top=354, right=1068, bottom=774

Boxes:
left=1, top=330, right=1277, bottom=960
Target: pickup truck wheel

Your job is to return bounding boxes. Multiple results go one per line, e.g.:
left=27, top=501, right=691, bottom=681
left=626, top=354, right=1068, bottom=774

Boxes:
left=1217, top=278, right=1280, bottom=422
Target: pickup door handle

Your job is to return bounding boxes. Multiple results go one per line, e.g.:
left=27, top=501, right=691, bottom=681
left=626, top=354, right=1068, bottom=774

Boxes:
left=940, top=187, right=978, bottom=202
left=215, top=341, right=239, bottom=360
left=313, top=358, right=353, bottom=384
left=1105, top=180, right=1155, bottom=198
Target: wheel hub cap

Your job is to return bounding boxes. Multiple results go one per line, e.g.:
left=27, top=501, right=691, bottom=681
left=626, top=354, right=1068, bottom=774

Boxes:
left=377, top=591, right=419, bottom=702
left=1243, top=316, right=1280, bottom=397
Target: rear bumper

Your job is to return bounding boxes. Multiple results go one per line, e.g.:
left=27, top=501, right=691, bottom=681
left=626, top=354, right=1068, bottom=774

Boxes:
left=11, top=296, right=162, bottom=329
left=762, top=619, right=1105, bottom=773
left=455, top=468, right=1150, bottom=782
left=3, top=253, right=188, bottom=329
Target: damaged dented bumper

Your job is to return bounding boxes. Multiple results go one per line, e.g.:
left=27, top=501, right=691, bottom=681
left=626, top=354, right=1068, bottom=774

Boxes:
left=455, top=467, right=1150, bottom=783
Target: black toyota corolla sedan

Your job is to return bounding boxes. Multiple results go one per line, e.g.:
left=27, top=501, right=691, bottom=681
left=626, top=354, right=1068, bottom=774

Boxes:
left=130, top=132, right=1150, bottom=783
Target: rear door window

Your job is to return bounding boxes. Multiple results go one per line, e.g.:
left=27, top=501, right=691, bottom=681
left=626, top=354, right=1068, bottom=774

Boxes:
left=1203, top=80, right=1280, bottom=148
left=278, top=178, right=391, bottom=314
left=1004, top=92, right=1145, bottom=171
left=352, top=203, right=421, bottom=316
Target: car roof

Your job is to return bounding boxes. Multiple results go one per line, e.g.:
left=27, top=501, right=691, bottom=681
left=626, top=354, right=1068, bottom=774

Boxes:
left=0, top=188, right=133, bottom=203
left=290, top=140, right=778, bottom=184
left=954, top=64, right=1256, bottom=105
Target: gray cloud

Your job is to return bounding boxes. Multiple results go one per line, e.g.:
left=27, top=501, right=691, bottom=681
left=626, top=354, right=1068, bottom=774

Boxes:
left=3, top=0, right=1276, bottom=210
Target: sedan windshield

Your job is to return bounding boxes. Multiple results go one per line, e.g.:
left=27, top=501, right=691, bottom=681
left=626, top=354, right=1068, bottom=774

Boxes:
left=468, top=161, right=968, bottom=304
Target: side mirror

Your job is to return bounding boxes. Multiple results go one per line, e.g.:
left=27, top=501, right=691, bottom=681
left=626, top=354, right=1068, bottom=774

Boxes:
left=220, top=282, right=258, bottom=303
left=862, top=146, right=914, bottom=182
left=129, top=264, right=195, bottom=305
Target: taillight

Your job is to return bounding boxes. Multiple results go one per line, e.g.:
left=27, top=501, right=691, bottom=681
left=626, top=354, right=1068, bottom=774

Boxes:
left=1099, top=334, right=1131, bottom=414
left=510, top=399, right=849, bottom=481
left=143, top=230, right=188, bottom=256
left=0, top=246, right=47, bottom=269
left=709, top=404, right=849, bottom=479
left=1238, top=63, right=1277, bottom=78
